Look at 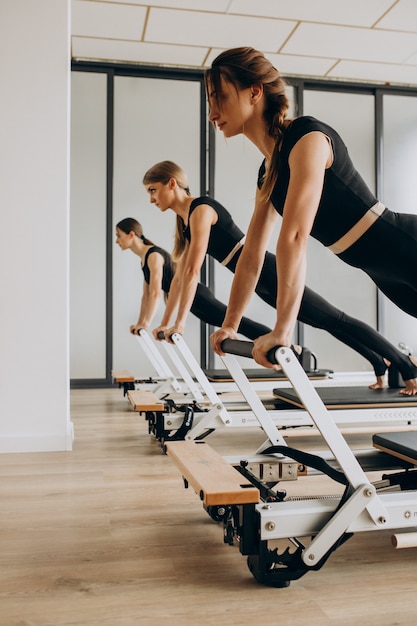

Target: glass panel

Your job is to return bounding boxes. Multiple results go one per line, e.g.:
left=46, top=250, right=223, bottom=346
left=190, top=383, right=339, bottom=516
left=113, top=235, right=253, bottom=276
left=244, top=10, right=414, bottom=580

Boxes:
left=113, top=76, right=201, bottom=377
left=213, top=135, right=279, bottom=370
left=382, top=94, right=417, bottom=356
left=70, top=72, right=107, bottom=378
left=212, top=89, right=295, bottom=368
left=302, top=90, right=377, bottom=372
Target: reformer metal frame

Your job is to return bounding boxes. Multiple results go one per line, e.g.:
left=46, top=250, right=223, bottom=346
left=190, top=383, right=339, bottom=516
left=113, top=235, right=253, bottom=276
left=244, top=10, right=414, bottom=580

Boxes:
left=135, top=333, right=349, bottom=442
left=134, top=329, right=183, bottom=396
left=132, top=331, right=318, bottom=441
left=135, top=329, right=235, bottom=401
left=159, top=333, right=417, bottom=432
left=133, top=330, right=380, bottom=394
left=213, top=340, right=417, bottom=587
left=129, top=331, right=239, bottom=442
left=219, top=347, right=417, bottom=443
left=129, top=332, right=417, bottom=441
left=133, top=329, right=299, bottom=397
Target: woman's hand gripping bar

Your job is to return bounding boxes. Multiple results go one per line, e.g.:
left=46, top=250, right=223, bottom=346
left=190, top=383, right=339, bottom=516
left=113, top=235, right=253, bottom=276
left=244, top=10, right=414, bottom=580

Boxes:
left=220, top=338, right=283, bottom=366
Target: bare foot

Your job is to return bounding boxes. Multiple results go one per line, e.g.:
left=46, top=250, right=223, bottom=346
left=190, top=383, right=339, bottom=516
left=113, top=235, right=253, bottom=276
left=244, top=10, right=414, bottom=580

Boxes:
left=399, top=356, right=417, bottom=396
left=369, top=375, right=385, bottom=390
left=399, top=378, right=417, bottom=396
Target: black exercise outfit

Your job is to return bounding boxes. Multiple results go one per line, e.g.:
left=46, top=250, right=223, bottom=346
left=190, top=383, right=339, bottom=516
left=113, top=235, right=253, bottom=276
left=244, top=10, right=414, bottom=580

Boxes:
left=142, top=246, right=271, bottom=340
left=265, top=115, right=417, bottom=318
left=183, top=197, right=417, bottom=380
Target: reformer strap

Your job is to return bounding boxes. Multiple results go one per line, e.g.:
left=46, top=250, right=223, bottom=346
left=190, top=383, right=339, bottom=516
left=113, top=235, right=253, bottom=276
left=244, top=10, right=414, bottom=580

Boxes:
left=261, top=445, right=349, bottom=486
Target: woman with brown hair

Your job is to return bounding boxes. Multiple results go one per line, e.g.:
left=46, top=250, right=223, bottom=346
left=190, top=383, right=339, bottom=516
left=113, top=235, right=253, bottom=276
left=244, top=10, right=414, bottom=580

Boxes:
left=142, top=160, right=417, bottom=393
left=205, top=47, right=417, bottom=394
left=115, top=217, right=271, bottom=339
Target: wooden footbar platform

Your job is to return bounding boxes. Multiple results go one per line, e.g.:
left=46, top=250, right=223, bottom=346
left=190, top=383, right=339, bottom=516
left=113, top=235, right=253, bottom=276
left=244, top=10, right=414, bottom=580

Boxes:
left=373, top=431, right=417, bottom=465
left=165, top=440, right=260, bottom=506
left=112, top=369, right=135, bottom=383
left=273, top=386, right=417, bottom=410
left=127, top=390, right=164, bottom=412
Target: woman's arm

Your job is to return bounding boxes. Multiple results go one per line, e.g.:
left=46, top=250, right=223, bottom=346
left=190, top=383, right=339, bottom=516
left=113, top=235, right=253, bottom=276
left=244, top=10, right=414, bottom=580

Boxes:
left=130, top=283, right=150, bottom=334
left=164, top=204, right=216, bottom=340
left=252, top=131, right=331, bottom=368
left=152, top=256, right=183, bottom=340
left=210, top=189, right=278, bottom=354
left=131, top=252, right=164, bottom=333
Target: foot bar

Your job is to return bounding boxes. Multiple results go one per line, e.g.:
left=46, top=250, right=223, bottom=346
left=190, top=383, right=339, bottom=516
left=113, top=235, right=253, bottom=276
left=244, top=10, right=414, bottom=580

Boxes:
left=165, top=440, right=259, bottom=506
left=127, top=390, right=164, bottom=412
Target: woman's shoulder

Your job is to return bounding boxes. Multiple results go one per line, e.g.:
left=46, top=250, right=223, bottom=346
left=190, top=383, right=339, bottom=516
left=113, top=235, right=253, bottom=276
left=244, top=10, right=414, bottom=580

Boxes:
left=286, top=115, right=329, bottom=137
left=144, top=245, right=170, bottom=264
left=190, top=195, right=228, bottom=216
left=280, top=116, right=346, bottom=163
left=284, top=116, right=340, bottom=146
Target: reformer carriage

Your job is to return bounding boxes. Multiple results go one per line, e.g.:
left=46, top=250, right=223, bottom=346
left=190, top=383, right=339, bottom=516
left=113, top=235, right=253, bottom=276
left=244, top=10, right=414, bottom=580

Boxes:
left=113, top=330, right=417, bottom=443
left=162, top=339, right=417, bottom=587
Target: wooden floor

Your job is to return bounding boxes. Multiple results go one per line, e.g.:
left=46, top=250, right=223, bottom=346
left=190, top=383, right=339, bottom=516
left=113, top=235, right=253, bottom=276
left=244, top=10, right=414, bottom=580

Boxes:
left=1, top=388, right=417, bottom=626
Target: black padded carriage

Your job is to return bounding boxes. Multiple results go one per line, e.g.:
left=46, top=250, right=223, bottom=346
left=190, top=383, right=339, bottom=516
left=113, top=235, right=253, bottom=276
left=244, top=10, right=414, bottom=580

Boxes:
left=273, top=386, right=417, bottom=409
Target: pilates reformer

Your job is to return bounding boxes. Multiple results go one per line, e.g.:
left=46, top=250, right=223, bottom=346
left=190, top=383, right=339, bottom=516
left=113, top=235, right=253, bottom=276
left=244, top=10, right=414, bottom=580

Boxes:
left=217, top=340, right=417, bottom=437
left=112, top=329, right=186, bottom=398
left=125, top=331, right=417, bottom=442
left=113, top=327, right=270, bottom=399
left=121, top=332, right=342, bottom=441
left=113, top=328, right=335, bottom=399
left=124, top=331, right=295, bottom=443
left=113, top=329, right=336, bottom=441
left=165, top=340, right=417, bottom=587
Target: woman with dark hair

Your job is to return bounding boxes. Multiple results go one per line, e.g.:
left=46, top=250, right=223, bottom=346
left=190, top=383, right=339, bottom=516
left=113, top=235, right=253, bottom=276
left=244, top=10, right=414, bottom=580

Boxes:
left=205, top=47, right=417, bottom=394
left=115, top=217, right=271, bottom=339
left=142, top=161, right=417, bottom=393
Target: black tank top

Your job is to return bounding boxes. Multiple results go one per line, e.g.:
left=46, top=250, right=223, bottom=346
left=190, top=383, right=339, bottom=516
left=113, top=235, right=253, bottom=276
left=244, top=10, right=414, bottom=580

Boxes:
left=142, top=246, right=174, bottom=294
left=258, top=116, right=380, bottom=246
left=182, top=196, right=244, bottom=262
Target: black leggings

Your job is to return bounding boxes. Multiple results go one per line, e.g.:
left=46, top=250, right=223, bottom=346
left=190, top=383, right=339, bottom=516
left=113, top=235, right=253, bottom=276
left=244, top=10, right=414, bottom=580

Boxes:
left=339, top=210, right=417, bottom=318
left=225, top=249, right=417, bottom=381
left=190, top=283, right=271, bottom=341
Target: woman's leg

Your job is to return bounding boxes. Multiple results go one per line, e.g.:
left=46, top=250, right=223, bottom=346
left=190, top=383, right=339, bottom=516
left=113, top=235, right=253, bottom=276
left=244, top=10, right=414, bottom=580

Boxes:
left=253, top=251, right=417, bottom=385
left=340, top=211, right=417, bottom=318
left=366, top=279, right=417, bottom=319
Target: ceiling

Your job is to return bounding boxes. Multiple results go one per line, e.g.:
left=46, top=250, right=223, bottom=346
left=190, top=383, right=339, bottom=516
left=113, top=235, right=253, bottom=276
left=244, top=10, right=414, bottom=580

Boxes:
left=71, top=0, right=417, bottom=87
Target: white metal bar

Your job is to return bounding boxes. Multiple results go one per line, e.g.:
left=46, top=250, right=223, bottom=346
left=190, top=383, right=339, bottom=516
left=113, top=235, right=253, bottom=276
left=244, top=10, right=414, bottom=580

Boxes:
left=274, top=347, right=387, bottom=524
left=302, top=483, right=375, bottom=565
left=258, top=490, right=417, bottom=540
left=185, top=405, right=233, bottom=440
left=166, top=334, right=233, bottom=437
left=160, top=341, right=205, bottom=402
left=137, top=329, right=174, bottom=379
left=220, top=353, right=287, bottom=447
left=171, top=334, right=225, bottom=406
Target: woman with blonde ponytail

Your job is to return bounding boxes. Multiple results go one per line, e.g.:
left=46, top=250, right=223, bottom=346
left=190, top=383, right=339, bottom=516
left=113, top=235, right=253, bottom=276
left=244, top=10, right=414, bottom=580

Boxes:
left=143, top=159, right=417, bottom=393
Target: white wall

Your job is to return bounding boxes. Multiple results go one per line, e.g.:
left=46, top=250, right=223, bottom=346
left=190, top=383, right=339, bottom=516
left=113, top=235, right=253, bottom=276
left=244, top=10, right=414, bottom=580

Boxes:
left=0, top=0, right=72, bottom=452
